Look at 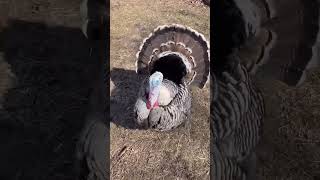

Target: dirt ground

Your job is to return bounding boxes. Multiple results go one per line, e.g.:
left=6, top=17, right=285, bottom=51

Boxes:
left=110, top=0, right=210, bottom=179
left=255, top=69, right=320, bottom=180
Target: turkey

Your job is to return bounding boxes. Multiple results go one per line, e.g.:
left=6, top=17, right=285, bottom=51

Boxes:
left=133, top=24, right=210, bottom=131
left=211, top=0, right=319, bottom=179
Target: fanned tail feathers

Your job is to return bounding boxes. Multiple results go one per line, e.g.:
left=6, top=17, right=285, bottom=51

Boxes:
left=235, top=0, right=320, bottom=86
left=135, top=24, right=210, bottom=88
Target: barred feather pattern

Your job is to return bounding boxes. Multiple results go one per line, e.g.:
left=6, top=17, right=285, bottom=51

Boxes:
left=212, top=63, right=264, bottom=161
left=212, top=145, right=247, bottom=180
left=211, top=62, right=264, bottom=179
left=212, top=0, right=319, bottom=179
left=134, top=79, right=191, bottom=131
left=134, top=78, right=177, bottom=124
left=75, top=113, right=108, bottom=180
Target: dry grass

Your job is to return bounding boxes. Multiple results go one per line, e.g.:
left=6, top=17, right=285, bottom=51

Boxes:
left=256, top=69, right=320, bottom=180
left=3, top=0, right=82, bottom=27
left=110, top=0, right=210, bottom=179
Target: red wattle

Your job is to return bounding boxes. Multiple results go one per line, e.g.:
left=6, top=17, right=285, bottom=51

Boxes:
left=146, top=101, right=151, bottom=109
left=154, top=101, right=159, bottom=107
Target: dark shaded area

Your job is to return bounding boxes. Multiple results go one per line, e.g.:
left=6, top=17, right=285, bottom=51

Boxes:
left=74, top=0, right=110, bottom=179
left=262, top=0, right=320, bottom=86
left=211, top=0, right=246, bottom=75
left=151, top=54, right=187, bottom=85
left=202, top=0, right=210, bottom=6
left=0, top=20, right=97, bottom=180
left=211, top=0, right=246, bottom=57
left=110, top=68, right=146, bottom=130
left=83, top=0, right=109, bottom=41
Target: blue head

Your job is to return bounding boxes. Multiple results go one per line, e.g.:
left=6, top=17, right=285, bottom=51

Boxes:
left=147, top=71, right=163, bottom=109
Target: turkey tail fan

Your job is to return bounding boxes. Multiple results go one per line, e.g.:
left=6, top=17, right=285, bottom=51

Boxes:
left=234, top=0, right=320, bottom=86
left=135, top=24, right=210, bottom=88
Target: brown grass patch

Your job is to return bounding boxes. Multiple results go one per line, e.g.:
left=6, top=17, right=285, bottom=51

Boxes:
left=110, top=0, right=210, bottom=179
left=256, top=69, right=320, bottom=180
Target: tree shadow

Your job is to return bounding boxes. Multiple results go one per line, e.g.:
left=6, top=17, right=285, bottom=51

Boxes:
left=110, top=68, right=147, bottom=130
left=0, top=20, right=98, bottom=180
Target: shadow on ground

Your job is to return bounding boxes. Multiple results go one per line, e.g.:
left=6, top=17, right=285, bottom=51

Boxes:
left=0, top=20, right=97, bottom=180
left=110, top=68, right=147, bottom=130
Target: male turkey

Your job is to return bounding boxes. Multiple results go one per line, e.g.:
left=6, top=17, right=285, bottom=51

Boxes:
left=133, top=24, right=210, bottom=131
left=211, top=0, right=319, bottom=179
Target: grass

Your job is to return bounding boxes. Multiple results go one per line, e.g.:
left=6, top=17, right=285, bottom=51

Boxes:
left=110, top=0, right=210, bottom=179
left=256, top=69, right=320, bottom=180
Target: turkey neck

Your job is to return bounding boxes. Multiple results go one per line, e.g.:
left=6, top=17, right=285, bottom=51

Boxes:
left=156, top=79, right=179, bottom=106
